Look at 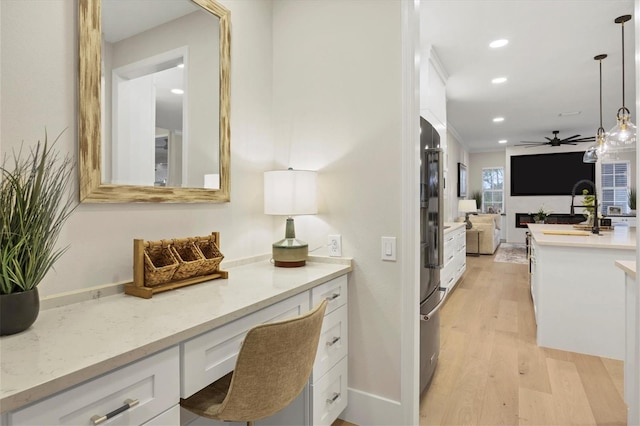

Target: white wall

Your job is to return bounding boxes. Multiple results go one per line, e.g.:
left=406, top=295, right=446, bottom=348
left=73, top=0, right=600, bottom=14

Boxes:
left=0, top=0, right=276, bottom=297
left=446, top=129, right=469, bottom=221
left=468, top=150, right=505, bottom=202
left=272, top=0, right=407, bottom=421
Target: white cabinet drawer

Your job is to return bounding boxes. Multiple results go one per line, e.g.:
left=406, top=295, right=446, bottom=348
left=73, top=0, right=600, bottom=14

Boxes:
left=455, top=230, right=466, bottom=252
left=311, top=275, right=347, bottom=315
left=311, top=357, right=348, bottom=426
left=8, top=347, right=179, bottom=425
left=443, top=235, right=456, bottom=264
left=142, top=405, right=180, bottom=425
left=312, top=304, right=348, bottom=382
left=441, top=260, right=456, bottom=290
left=181, top=292, right=309, bottom=398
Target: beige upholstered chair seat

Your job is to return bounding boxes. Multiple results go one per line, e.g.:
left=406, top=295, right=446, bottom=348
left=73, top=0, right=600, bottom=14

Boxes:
left=180, top=299, right=328, bottom=425
left=179, top=371, right=231, bottom=419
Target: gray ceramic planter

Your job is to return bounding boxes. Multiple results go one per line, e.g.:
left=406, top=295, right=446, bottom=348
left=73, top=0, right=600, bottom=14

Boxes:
left=0, top=287, right=39, bottom=336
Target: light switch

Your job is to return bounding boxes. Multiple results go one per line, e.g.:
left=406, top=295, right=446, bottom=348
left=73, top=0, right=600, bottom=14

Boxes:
left=381, top=236, right=397, bottom=261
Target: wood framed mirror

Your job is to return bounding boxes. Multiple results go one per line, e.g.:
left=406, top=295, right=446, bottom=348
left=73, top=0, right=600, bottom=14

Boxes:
left=78, top=0, right=230, bottom=202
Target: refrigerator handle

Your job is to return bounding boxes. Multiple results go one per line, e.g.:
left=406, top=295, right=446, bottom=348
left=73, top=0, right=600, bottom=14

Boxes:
left=420, top=287, right=448, bottom=322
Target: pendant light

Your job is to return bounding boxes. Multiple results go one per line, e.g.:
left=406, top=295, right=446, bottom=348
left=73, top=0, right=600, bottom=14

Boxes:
left=607, top=15, right=636, bottom=151
left=584, top=54, right=610, bottom=163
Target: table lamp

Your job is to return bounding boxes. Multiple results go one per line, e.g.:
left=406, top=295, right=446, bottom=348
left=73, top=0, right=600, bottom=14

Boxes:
left=458, top=199, right=477, bottom=229
left=264, top=169, right=318, bottom=267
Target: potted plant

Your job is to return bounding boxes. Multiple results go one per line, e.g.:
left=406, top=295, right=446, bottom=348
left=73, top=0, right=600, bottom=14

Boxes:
left=533, top=205, right=551, bottom=223
left=471, top=191, right=482, bottom=212
left=0, top=131, right=75, bottom=335
left=628, top=188, right=636, bottom=214
left=581, top=189, right=602, bottom=225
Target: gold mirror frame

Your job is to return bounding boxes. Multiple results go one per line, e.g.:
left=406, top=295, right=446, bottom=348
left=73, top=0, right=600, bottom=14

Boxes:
left=78, top=0, right=230, bottom=203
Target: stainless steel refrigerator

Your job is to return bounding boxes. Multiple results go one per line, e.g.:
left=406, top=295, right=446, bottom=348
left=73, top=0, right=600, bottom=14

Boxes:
left=419, top=117, right=445, bottom=393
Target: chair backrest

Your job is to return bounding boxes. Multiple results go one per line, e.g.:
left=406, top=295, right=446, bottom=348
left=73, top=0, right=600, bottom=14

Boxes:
left=215, top=299, right=328, bottom=422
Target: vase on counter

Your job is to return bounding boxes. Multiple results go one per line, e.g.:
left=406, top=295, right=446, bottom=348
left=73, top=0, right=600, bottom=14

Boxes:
left=586, top=214, right=595, bottom=227
left=0, top=288, right=40, bottom=336
left=534, top=218, right=545, bottom=224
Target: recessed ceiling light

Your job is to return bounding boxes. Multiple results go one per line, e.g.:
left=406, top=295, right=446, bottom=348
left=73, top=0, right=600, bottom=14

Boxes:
left=489, top=39, right=509, bottom=48
left=171, top=88, right=184, bottom=95
left=493, top=117, right=505, bottom=123
left=498, top=139, right=507, bottom=144
left=558, top=111, right=581, bottom=117
left=492, top=77, right=507, bottom=84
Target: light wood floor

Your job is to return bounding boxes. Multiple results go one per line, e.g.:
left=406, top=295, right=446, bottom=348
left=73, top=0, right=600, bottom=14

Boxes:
left=420, top=253, right=626, bottom=425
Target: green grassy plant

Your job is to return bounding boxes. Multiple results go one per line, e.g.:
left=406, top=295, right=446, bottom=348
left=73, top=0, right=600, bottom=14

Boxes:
left=0, top=131, right=75, bottom=294
left=629, top=188, right=636, bottom=210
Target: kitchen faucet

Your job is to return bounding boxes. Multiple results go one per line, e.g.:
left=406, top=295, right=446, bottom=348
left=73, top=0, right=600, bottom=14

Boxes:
left=570, top=179, right=599, bottom=235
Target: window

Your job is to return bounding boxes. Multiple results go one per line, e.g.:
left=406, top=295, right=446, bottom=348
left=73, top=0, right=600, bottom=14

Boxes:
left=600, top=161, right=630, bottom=214
left=482, top=167, right=504, bottom=213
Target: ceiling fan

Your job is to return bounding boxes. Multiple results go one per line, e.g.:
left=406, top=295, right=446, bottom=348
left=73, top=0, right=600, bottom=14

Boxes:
left=518, top=130, right=595, bottom=147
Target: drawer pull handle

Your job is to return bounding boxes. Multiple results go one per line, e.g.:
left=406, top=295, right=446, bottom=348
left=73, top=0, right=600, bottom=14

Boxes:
left=91, top=399, right=139, bottom=425
left=326, top=293, right=340, bottom=301
left=327, top=336, right=341, bottom=346
left=326, top=392, right=341, bottom=404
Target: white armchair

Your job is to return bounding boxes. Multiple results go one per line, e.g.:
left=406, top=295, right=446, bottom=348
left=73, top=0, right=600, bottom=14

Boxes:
left=466, top=214, right=501, bottom=254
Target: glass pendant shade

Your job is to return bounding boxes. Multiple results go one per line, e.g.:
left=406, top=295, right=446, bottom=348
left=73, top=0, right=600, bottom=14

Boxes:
left=606, top=15, right=636, bottom=151
left=607, top=108, right=636, bottom=151
left=584, top=54, right=611, bottom=163
left=583, top=129, right=612, bottom=163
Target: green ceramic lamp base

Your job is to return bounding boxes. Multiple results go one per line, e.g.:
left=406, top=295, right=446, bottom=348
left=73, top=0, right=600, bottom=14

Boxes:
left=272, top=218, right=308, bottom=267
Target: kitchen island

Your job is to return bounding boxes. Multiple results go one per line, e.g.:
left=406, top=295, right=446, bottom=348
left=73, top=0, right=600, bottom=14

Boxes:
left=616, top=260, right=638, bottom=426
left=528, top=224, right=635, bottom=359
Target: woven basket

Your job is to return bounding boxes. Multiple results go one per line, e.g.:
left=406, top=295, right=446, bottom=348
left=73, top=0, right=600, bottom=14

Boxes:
left=171, top=242, right=205, bottom=280
left=144, top=245, right=179, bottom=286
left=195, top=239, right=224, bottom=275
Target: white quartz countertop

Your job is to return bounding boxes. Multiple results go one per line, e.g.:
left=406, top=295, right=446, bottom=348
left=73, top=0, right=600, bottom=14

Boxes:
left=528, top=224, right=636, bottom=250
left=444, top=222, right=466, bottom=234
left=0, top=258, right=352, bottom=413
left=615, top=260, right=636, bottom=278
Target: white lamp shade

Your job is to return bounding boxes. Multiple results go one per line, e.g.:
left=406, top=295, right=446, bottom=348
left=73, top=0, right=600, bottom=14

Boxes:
left=264, top=170, right=318, bottom=216
left=458, top=199, right=477, bottom=213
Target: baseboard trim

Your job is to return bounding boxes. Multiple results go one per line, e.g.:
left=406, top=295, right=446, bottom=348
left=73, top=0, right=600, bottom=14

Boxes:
left=340, top=388, right=402, bottom=426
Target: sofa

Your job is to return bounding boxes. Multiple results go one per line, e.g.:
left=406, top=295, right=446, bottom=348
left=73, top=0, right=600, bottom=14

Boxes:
left=458, top=214, right=501, bottom=254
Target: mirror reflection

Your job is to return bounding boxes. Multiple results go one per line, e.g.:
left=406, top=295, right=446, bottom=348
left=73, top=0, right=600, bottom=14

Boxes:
left=78, top=0, right=230, bottom=203
left=101, top=0, right=220, bottom=189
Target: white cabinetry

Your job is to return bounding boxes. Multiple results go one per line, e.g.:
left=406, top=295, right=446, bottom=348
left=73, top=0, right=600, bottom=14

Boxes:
left=441, top=224, right=466, bottom=292
left=1, top=262, right=351, bottom=426
left=609, top=215, right=636, bottom=227
left=619, top=264, right=639, bottom=425
left=309, top=276, right=348, bottom=426
left=180, top=292, right=310, bottom=399
left=529, top=230, right=629, bottom=359
left=529, top=239, right=539, bottom=323
left=7, top=347, right=179, bottom=425
left=181, top=277, right=349, bottom=426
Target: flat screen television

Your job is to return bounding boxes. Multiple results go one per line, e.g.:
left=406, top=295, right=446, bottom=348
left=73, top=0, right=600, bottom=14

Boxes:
left=510, top=151, right=596, bottom=196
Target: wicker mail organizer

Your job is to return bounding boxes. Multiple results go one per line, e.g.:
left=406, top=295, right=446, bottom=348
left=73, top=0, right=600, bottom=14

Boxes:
left=124, top=232, right=228, bottom=299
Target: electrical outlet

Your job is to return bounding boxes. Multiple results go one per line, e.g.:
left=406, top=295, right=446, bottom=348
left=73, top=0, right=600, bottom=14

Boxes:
left=328, top=235, right=342, bottom=257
